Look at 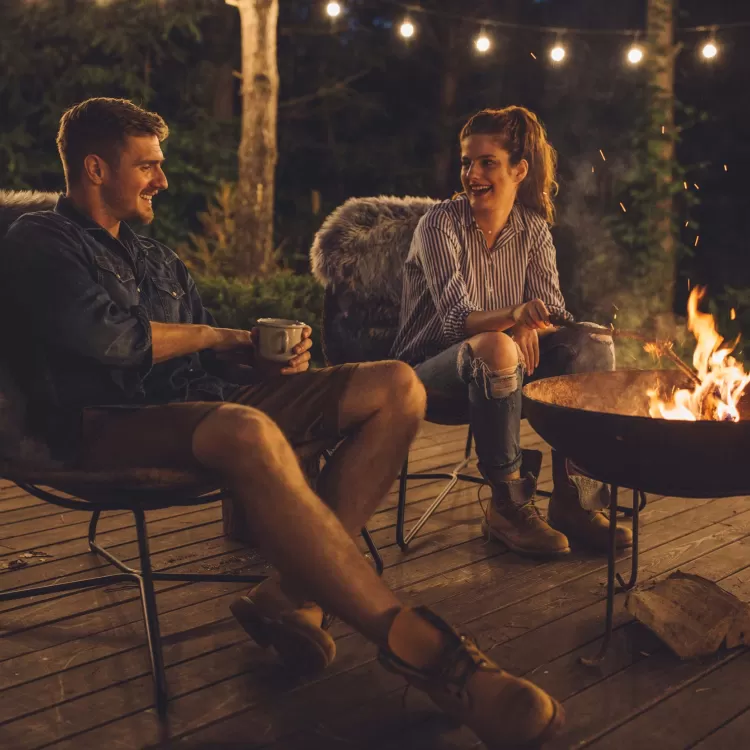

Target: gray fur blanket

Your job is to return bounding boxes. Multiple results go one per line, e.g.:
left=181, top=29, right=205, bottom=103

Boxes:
left=310, top=195, right=437, bottom=304
left=0, top=190, right=61, bottom=465
left=0, top=190, right=59, bottom=237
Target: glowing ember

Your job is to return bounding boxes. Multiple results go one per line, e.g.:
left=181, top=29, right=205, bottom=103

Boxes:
left=647, top=287, right=750, bottom=422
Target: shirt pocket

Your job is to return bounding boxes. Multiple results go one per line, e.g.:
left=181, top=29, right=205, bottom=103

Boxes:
left=93, top=254, right=137, bottom=309
left=152, top=275, right=190, bottom=323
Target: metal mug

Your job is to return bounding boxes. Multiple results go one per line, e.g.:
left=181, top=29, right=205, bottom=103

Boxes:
left=256, top=318, right=306, bottom=363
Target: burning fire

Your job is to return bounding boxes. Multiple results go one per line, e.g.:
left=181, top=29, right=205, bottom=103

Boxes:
left=647, top=287, right=750, bottom=421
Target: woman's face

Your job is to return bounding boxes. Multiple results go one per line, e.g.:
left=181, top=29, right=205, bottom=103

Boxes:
left=460, top=134, right=527, bottom=213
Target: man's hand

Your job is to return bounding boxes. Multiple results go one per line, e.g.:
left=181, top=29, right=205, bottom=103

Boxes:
left=210, top=327, right=254, bottom=352
left=253, top=325, right=313, bottom=376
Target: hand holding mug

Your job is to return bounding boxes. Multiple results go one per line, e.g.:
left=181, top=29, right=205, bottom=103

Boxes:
left=254, top=318, right=313, bottom=375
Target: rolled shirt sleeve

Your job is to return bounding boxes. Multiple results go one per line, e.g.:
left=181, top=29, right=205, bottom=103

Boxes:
left=524, top=221, right=572, bottom=321
left=2, top=220, right=153, bottom=370
left=414, top=216, right=481, bottom=344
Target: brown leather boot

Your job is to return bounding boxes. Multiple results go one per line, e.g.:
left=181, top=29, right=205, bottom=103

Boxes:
left=547, top=451, right=633, bottom=553
left=481, top=450, right=570, bottom=558
left=379, top=606, right=565, bottom=749
left=230, top=575, right=336, bottom=675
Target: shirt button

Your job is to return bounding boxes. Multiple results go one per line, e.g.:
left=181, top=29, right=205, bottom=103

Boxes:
left=137, top=287, right=141, bottom=292
left=116, top=273, right=121, bottom=279
left=172, top=291, right=177, bottom=297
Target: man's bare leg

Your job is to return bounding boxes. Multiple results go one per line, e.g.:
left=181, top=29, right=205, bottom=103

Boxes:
left=193, top=404, right=401, bottom=645
left=194, top=403, right=565, bottom=748
left=316, top=361, right=427, bottom=536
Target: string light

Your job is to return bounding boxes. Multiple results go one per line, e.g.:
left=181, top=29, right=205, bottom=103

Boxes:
left=627, top=44, right=644, bottom=65
left=325, top=1, right=341, bottom=17
left=550, top=43, right=566, bottom=63
left=702, top=40, right=718, bottom=59
left=475, top=32, right=492, bottom=54
left=399, top=18, right=415, bottom=39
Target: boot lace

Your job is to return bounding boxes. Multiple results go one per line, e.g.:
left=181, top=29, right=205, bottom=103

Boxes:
left=478, top=484, right=544, bottom=525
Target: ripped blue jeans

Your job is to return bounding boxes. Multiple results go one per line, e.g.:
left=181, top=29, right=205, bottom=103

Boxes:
left=413, top=327, right=615, bottom=475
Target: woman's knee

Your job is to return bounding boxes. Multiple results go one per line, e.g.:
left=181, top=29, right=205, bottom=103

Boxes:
left=465, top=330, right=519, bottom=371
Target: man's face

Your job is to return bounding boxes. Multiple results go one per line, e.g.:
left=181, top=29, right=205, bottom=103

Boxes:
left=100, top=134, right=168, bottom=225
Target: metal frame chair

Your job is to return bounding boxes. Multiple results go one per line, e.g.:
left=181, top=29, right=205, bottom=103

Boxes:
left=0, top=466, right=382, bottom=719
left=394, top=424, right=554, bottom=551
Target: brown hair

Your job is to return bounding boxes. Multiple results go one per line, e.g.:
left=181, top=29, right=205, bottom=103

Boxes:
left=460, top=106, right=558, bottom=224
left=57, top=98, right=169, bottom=189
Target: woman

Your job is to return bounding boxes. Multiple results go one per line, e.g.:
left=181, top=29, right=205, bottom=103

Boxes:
left=391, top=106, right=631, bottom=558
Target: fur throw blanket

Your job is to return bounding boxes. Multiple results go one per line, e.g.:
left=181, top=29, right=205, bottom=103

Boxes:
left=310, top=195, right=437, bottom=365
left=0, top=190, right=61, bottom=466
left=310, top=195, right=437, bottom=304
left=0, top=190, right=59, bottom=238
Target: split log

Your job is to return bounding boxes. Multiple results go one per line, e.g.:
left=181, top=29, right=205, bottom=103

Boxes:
left=626, top=571, right=750, bottom=658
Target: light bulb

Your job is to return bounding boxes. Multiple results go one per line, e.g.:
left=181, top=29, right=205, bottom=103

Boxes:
left=627, top=45, right=644, bottom=65
left=550, top=45, right=566, bottom=63
left=399, top=20, right=415, bottom=39
left=702, top=41, right=718, bottom=59
left=325, top=1, right=341, bottom=18
left=475, top=34, right=491, bottom=53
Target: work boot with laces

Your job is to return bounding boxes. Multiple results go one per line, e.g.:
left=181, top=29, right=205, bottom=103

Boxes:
left=481, top=449, right=570, bottom=558
left=548, top=450, right=633, bottom=553
left=379, top=606, right=565, bottom=749
left=230, top=575, right=336, bottom=675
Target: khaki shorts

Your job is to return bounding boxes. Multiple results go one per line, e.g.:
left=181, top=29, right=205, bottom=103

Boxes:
left=76, top=364, right=359, bottom=472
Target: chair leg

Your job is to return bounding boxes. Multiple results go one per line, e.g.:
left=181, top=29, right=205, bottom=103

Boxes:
left=396, top=456, right=409, bottom=551
left=397, top=425, right=480, bottom=552
left=133, top=509, right=169, bottom=719
left=88, top=510, right=100, bottom=549
left=360, top=527, right=383, bottom=576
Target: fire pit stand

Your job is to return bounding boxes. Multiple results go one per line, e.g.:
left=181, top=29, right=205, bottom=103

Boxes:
left=521, top=369, right=750, bottom=666
left=580, top=483, right=646, bottom=665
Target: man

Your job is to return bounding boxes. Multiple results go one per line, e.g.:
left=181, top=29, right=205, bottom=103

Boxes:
left=0, top=98, right=565, bottom=748
left=392, top=106, right=632, bottom=558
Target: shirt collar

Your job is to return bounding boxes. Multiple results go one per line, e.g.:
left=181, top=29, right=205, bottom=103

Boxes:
left=55, top=195, right=140, bottom=248
left=456, top=193, right=525, bottom=235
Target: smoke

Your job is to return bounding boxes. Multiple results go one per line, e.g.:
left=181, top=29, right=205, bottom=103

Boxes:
left=555, top=156, right=691, bottom=369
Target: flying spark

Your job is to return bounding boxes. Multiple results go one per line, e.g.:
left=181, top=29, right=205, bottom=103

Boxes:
left=695, top=236, right=700, bottom=247
left=530, top=52, right=537, bottom=59
left=599, top=149, right=606, bottom=161
left=619, top=202, right=627, bottom=212
left=731, top=308, right=737, bottom=321
left=694, top=183, right=700, bottom=190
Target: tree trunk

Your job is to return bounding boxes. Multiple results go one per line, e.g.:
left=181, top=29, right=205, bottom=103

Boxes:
left=647, top=0, right=677, bottom=312
left=233, top=0, right=279, bottom=278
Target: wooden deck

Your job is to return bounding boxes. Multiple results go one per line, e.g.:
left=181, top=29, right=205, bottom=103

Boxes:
left=1, top=421, right=750, bottom=750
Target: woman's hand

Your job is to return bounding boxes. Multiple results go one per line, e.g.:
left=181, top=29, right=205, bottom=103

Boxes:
left=514, top=298, right=551, bottom=330
left=511, top=324, right=539, bottom=375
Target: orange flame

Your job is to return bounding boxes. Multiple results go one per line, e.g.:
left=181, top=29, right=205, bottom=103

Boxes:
left=648, top=287, right=750, bottom=421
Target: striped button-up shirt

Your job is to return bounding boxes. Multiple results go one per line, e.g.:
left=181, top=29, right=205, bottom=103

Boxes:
left=391, top=194, right=570, bottom=365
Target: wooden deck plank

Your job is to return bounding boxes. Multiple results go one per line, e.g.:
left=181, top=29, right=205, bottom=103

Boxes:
left=0, top=423, right=748, bottom=750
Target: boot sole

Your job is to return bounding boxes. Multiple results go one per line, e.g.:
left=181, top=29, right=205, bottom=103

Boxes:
left=483, top=521, right=571, bottom=559
left=230, top=597, right=335, bottom=675
left=547, top=518, right=633, bottom=553
left=487, top=698, right=566, bottom=750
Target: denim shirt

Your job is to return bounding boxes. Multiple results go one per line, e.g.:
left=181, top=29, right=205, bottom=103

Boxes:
left=0, top=197, right=233, bottom=459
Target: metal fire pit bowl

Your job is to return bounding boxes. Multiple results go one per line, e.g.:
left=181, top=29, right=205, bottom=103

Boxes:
left=523, top=369, right=750, bottom=499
